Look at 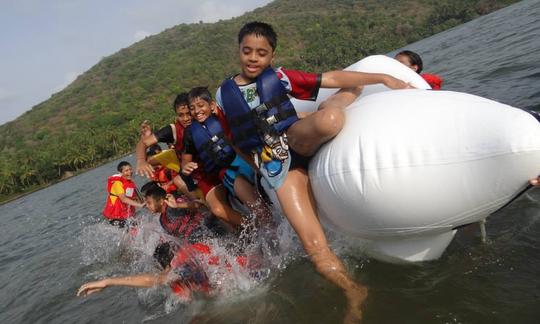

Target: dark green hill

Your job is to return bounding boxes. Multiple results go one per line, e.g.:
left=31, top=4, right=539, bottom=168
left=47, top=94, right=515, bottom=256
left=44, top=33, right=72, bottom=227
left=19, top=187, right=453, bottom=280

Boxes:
left=0, top=0, right=518, bottom=200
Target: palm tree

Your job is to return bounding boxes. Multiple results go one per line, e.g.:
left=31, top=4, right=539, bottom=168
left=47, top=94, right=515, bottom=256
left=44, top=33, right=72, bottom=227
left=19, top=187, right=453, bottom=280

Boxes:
left=18, top=162, right=37, bottom=188
left=0, top=171, right=16, bottom=194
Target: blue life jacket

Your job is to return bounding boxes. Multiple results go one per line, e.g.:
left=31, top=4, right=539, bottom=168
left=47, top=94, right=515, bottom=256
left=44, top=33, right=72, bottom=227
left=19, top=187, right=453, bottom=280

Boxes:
left=190, top=115, right=236, bottom=174
left=220, top=67, right=299, bottom=151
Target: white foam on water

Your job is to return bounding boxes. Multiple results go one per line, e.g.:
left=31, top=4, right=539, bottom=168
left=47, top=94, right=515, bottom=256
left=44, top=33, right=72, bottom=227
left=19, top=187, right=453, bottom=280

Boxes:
left=78, top=206, right=306, bottom=321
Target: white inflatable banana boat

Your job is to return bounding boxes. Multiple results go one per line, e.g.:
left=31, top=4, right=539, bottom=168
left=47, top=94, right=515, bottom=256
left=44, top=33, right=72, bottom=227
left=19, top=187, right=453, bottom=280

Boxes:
left=290, top=55, right=540, bottom=262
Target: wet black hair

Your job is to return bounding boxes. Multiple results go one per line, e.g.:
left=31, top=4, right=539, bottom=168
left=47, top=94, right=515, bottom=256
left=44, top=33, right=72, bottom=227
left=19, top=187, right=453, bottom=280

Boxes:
left=153, top=242, right=176, bottom=269
left=144, top=184, right=167, bottom=200
left=146, top=144, right=162, bottom=157
left=173, top=92, right=189, bottom=112
left=238, top=21, right=277, bottom=51
left=188, top=86, right=213, bottom=105
left=396, top=50, right=423, bottom=74
left=140, top=181, right=161, bottom=195
left=117, top=161, right=131, bottom=172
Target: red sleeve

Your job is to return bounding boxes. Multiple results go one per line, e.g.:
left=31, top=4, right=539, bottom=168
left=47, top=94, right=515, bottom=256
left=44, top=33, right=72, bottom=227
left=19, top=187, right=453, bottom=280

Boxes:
left=277, top=68, right=321, bottom=101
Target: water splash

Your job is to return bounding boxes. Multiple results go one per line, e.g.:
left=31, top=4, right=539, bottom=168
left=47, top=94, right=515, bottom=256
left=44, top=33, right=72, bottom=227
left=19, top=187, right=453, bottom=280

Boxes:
left=78, top=205, right=305, bottom=321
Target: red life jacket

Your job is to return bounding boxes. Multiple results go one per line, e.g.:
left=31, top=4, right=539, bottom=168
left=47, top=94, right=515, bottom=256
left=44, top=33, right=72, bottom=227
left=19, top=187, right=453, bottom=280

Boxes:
left=169, top=242, right=212, bottom=298
left=159, top=204, right=203, bottom=238
left=173, top=120, right=185, bottom=153
left=152, top=166, right=178, bottom=194
left=168, top=242, right=247, bottom=298
left=102, top=174, right=137, bottom=220
left=421, top=73, right=443, bottom=90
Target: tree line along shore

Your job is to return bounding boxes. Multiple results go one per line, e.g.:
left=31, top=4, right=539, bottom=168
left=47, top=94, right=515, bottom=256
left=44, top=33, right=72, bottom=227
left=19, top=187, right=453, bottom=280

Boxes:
left=0, top=0, right=519, bottom=203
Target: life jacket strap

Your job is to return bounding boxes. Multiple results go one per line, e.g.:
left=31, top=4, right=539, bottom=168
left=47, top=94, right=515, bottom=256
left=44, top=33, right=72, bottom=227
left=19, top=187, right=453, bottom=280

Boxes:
left=228, top=93, right=295, bottom=137
left=231, top=93, right=294, bottom=124
left=199, top=131, right=228, bottom=153
left=205, top=132, right=235, bottom=169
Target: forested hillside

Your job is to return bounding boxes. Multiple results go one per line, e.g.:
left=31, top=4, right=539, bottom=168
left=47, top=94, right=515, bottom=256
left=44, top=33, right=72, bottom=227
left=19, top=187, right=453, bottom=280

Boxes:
left=0, top=0, right=518, bottom=201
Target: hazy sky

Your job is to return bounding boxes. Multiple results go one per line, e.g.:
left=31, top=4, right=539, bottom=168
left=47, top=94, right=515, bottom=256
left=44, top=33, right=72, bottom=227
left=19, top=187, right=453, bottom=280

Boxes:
left=0, top=0, right=272, bottom=125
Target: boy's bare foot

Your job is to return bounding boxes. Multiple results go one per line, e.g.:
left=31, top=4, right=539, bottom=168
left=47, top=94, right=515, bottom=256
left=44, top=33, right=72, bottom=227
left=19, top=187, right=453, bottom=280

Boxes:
left=344, top=285, right=368, bottom=323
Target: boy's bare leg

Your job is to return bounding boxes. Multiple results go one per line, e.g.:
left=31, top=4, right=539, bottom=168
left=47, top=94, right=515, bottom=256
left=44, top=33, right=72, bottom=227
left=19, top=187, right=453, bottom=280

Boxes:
left=233, top=175, right=272, bottom=224
left=287, top=86, right=363, bottom=157
left=286, top=107, right=343, bottom=157
left=205, top=185, right=244, bottom=227
left=276, top=168, right=367, bottom=323
left=317, top=86, right=363, bottom=111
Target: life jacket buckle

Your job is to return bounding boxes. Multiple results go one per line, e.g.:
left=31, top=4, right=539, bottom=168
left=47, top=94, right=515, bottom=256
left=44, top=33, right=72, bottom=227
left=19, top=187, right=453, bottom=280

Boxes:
left=254, top=103, right=269, bottom=115
left=266, top=115, right=278, bottom=125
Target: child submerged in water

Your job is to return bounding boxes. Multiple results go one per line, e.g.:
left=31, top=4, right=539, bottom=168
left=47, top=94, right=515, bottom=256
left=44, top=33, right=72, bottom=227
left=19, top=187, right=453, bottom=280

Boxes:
left=77, top=239, right=250, bottom=301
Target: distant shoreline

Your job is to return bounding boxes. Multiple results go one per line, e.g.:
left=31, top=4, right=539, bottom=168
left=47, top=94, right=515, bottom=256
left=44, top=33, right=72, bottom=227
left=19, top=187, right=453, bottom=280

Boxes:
left=0, top=152, right=132, bottom=206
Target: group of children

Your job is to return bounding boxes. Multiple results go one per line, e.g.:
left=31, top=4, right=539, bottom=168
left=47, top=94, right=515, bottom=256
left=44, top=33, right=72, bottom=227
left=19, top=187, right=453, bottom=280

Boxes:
left=81, top=21, right=421, bottom=322
left=84, top=21, right=540, bottom=323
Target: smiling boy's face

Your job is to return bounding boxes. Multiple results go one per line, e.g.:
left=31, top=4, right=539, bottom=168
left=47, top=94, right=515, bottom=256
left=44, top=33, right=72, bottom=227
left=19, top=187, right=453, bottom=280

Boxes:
left=189, top=97, right=215, bottom=123
left=120, top=164, right=133, bottom=180
left=238, top=33, right=275, bottom=82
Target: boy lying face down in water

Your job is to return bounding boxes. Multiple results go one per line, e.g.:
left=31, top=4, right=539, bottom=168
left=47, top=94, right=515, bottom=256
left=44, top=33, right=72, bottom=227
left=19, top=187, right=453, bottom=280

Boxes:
left=78, top=185, right=249, bottom=300
left=77, top=240, right=250, bottom=300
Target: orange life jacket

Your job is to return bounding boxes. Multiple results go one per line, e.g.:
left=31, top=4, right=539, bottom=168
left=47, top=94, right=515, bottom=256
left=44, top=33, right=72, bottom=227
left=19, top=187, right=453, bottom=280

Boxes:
left=153, top=166, right=178, bottom=194
left=102, top=174, right=137, bottom=220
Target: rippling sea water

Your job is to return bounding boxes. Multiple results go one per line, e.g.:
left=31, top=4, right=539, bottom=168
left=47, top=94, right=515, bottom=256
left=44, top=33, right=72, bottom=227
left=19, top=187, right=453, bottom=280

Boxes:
left=1, top=1, right=539, bottom=323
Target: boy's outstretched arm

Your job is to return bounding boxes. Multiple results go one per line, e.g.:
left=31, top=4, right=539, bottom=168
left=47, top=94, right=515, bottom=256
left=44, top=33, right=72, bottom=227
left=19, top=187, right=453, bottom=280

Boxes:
left=77, top=270, right=170, bottom=297
left=135, top=135, right=159, bottom=178
left=530, top=176, right=540, bottom=187
left=321, top=71, right=410, bottom=90
left=118, top=193, right=145, bottom=208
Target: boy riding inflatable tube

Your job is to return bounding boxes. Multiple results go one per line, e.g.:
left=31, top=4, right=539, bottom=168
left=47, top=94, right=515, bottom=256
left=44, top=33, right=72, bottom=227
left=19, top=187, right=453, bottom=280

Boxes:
left=309, top=89, right=540, bottom=262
